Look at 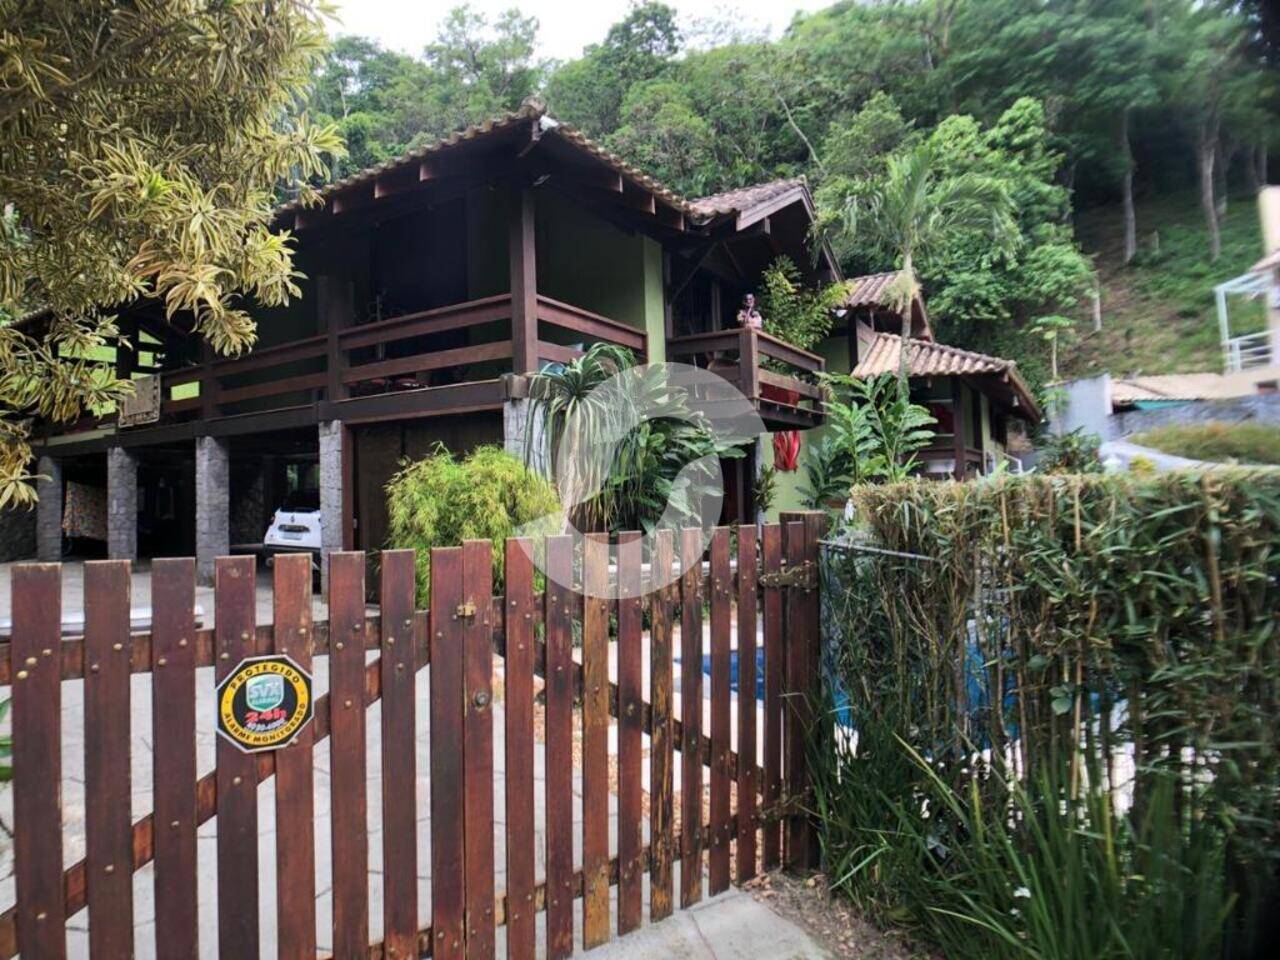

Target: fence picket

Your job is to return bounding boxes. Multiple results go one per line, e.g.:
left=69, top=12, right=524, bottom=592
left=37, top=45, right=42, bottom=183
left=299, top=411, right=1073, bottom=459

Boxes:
left=11, top=563, right=65, bottom=959
left=379, top=549, right=418, bottom=959
left=736, top=523, right=758, bottom=882
left=84, top=560, right=134, bottom=959
left=760, top=523, right=783, bottom=870
left=329, top=551, right=369, bottom=956
left=780, top=518, right=809, bottom=869
left=214, top=555, right=260, bottom=959
left=617, top=532, right=644, bottom=934
left=2, top=524, right=825, bottom=960
left=648, top=530, right=676, bottom=922
left=542, top=536, right=575, bottom=960
left=679, top=528, right=704, bottom=908
left=582, top=533, right=612, bottom=949
left=151, top=558, right=199, bottom=959
left=272, top=553, right=317, bottom=960
left=430, top=547, right=466, bottom=960
left=503, top=540, right=537, bottom=960
left=462, top=539, right=496, bottom=960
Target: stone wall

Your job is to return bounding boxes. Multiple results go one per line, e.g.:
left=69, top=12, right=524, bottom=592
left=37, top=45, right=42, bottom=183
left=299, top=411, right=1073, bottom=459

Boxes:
left=1110, top=394, right=1280, bottom=439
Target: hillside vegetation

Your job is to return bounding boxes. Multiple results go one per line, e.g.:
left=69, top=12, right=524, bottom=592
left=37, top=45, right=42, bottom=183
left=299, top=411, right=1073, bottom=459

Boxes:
left=1067, top=192, right=1268, bottom=379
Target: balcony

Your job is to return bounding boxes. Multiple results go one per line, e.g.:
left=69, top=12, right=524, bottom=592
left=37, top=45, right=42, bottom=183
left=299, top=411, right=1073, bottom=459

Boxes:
left=1223, top=330, right=1276, bottom=373
left=666, top=327, right=826, bottom=430
left=46, top=294, right=649, bottom=442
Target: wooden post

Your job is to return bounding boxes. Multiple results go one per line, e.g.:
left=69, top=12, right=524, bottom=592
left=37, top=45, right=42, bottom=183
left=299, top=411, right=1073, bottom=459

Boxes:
left=779, top=510, right=827, bottom=871
left=508, top=185, right=537, bottom=375
left=952, top=379, right=967, bottom=481
left=740, top=327, right=760, bottom=401
left=320, top=275, right=354, bottom=402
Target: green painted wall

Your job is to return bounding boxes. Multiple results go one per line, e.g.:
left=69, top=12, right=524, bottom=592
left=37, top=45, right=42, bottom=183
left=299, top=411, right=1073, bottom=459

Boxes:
left=536, top=191, right=661, bottom=359
left=762, top=331, right=849, bottom=521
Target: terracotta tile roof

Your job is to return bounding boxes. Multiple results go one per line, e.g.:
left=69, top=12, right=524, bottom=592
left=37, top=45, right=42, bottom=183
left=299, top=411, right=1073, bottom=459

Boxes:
left=688, top=177, right=809, bottom=218
left=842, top=271, right=907, bottom=308
left=853, top=333, right=1042, bottom=421
left=276, top=97, right=697, bottom=220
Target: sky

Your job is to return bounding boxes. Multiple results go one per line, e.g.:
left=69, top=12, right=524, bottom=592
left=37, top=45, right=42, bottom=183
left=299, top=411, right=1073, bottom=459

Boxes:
left=329, top=0, right=830, bottom=63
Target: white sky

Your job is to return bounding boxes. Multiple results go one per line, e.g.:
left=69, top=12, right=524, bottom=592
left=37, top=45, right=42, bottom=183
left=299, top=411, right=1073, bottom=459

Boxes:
left=329, top=1, right=830, bottom=63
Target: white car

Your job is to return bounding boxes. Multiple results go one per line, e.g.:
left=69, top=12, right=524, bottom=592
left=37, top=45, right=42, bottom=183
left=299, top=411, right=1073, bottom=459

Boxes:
left=263, top=490, right=322, bottom=567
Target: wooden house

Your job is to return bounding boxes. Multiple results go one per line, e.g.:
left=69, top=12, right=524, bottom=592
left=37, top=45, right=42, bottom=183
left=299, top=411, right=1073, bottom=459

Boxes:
left=26, top=99, right=839, bottom=581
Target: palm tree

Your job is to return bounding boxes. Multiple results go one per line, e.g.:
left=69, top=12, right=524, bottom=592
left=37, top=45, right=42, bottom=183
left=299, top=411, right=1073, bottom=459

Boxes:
left=840, top=140, right=1018, bottom=344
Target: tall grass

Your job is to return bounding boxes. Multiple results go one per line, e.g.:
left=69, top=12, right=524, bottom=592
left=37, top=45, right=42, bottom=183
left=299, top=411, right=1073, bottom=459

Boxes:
left=812, top=471, right=1279, bottom=958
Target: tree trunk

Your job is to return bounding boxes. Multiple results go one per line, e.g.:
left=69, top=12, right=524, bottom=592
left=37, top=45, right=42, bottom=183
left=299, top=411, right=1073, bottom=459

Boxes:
left=1119, top=108, right=1137, bottom=265
left=1197, top=119, right=1222, bottom=261
left=1215, top=140, right=1232, bottom=219
left=1245, top=145, right=1262, bottom=194
left=1260, top=143, right=1270, bottom=186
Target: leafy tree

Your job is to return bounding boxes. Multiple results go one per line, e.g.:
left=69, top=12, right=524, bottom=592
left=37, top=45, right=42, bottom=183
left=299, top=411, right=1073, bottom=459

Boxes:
left=757, top=257, right=848, bottom=355
left=605, top=81, right=716, bottom=195
left=820, top=98, right=1093, bottom=386
left=0, top=0, right=343, bottom=506
left=544, top=1, right=679, bottom=138
left=831, top=131, right=1018, bottom=332
left=311, top=8, right=543, bottom=179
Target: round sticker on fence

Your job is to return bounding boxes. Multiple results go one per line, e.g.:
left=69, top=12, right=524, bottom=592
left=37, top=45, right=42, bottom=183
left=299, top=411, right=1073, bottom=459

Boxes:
left=216, top=655, right=313, bottom=753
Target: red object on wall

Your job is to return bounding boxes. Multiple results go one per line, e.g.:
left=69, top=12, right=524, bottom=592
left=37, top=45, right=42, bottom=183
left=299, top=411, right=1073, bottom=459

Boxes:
left=773, top=431, right=801, bottom=472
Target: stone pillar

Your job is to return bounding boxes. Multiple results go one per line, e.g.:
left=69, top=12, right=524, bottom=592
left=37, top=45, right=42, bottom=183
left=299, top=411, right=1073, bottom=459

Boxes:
left=36, top=454, right=63, bottom=561
left=106, top=446, right=138, bottom=561
left=318, top=420, right=346, bottom=591
left=195, top=435, right=230, bottom=586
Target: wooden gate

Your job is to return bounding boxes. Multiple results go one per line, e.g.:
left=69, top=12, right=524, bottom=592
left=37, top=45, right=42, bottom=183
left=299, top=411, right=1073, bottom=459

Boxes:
left=0, top=514, right=825, bottom=959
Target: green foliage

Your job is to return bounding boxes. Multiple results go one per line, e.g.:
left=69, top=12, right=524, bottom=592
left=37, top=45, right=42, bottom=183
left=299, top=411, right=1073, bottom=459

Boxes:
left=799, top=435, right=852, bottom=510
left=525, top=342, right=741, bottom=534
left=1133, top=421, right=1280, bottom=465
left=757, top=257, right=845, bottom=355
left=752, top=463, right=778, bottom=519
left=604, top=81, right=716, bottom=196
left=824, top=372, right=938, bottom=484
left=385, top=444, right=560, bottom=603
left=819, top=98, right=1092, bottom=386
left=0, top=0, right=344, bottom=506
left=310, top=11, right=543, bottom=179
left=1070, top=192, right=1269, bottom=377
left=817, top=471, right=1280, bottom=957
left=0, top=697, right=11, bottom=782
left=1034, top=428, right=1104, bottom=474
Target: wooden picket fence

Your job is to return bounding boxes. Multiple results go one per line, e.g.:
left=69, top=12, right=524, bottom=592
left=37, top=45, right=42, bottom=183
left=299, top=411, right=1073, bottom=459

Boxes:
left=0, top=514, right=826, bottom=959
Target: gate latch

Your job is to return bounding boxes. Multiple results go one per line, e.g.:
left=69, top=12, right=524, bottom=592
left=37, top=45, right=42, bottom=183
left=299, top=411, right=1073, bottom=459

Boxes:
left=455, top=600, right=477, bottom=620
left=759, top=561, right=817, bottom=589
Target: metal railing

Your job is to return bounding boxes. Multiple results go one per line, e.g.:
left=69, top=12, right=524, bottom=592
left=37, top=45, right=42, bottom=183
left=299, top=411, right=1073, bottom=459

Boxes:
left=1223, top=330, right=1275, bottom=372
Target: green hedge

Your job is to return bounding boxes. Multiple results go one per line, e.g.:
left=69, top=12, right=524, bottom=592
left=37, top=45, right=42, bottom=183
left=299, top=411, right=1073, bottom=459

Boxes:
left=1132, top=421, right=1280, bottom=465
left=814, top=471, right=1279, bottom=959
left=385, top=444, right=561, bottom=603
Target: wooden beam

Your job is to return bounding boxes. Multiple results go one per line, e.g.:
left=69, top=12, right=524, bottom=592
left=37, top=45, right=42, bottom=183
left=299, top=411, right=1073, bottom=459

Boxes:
left=952, top=378, right=966, bottom=481
left=319, top=275, right=355, bottom=402
left=331, top=181, right=375, bottom=215
left=509, top=185, right=538, bottom=375
left=621, top=185, right=657, bottom=216
left=326, top=379, right=507, bottom=426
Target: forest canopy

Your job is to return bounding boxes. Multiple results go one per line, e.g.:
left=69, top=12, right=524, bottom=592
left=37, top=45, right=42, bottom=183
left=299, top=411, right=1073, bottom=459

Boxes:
left=304, top=0, right=1277, bottom=388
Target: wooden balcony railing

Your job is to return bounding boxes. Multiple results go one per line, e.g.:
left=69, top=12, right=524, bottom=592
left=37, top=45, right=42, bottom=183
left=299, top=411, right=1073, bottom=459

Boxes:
left=666, top=327, right=826, bottom=424
left=51, top=294, right=651, bottom=437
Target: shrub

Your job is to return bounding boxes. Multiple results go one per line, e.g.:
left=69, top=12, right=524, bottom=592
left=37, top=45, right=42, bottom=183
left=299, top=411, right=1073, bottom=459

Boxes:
left=385, top=444, right=561, bottom=603
left=1133, top=421, right=1280, bottom=465
left=816, top=471, right=1279, bottom=958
